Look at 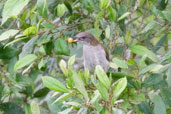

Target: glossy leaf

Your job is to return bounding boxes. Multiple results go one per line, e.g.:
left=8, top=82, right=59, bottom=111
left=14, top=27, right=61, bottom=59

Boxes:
left=95, top=65, right=111, bottom=89
left=100, top=0, right=110, bottom=9
left=90, top=90, right=103, bottom=111
left=0, top=29, right=19, bottom=42
left=117, top=12, right=130, bottom=21
left=57, top=4, right=67, bottom=17
left=37, top=0, right=48, bottom=18
left=64, top=1, right=72, bottom=14
left=54, top=39, right=70, bottom=56
left=58, top=107, right=73, bottom=114
left=141, top=21, right=158, bottom=33
left=96, top=82, right=109, bottom=101
left=152, top=35, right=167, bottom=53
left=38, top=58, right=45, bottom=69
left=149, top=93, right=166, bottom=114
left=138, top=101, right=152, bottom=114
left=14, top=54, right=37, bottom=72
left=106, top=6, right=117, bottom=21
left=0, top=44, right=18, bottom=59
left=31, top=101, right=40, bottom=114
left=167, top=66, right=171, bottom=87
left=5, top=37, right=27, bottom=47
left=0, top=102, right=24, bottom=114
left=72, top=71, right=89, bottom=100
left=105, top=25, right=110, bottom=39
left=160, top=51, right=171, bottom=63
left=129, top=45, right=158, bottom=62
left=161, top=88, right=171, bottom=107
left=1, top=0, right=29, bottom=25
left=113, top=77, right=127, bottom=98
left=68, top=55, right=76, bottom=67
left=139, top=64, right=157, bottom=75
left=53, top=93, right=73, bottom=104
left=143, top=73, right=163, bottom=88
left=42, top=76, right=70, bottom=93
left=33, top=87, right=49, bottom=98
left=112, top=58, right=128, bottom=69
left=59, top=59, right=68, bottom=76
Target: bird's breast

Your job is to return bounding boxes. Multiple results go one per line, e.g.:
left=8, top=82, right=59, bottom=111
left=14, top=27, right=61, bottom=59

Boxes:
left=83, top=44, right=109, bottom=72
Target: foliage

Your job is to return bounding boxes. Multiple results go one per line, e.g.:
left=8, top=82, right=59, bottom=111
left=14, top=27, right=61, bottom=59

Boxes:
left=0, top=0, right=171, bottom=113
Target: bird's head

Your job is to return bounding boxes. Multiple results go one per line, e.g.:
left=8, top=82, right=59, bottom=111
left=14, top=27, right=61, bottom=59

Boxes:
left=72, top=32, right=99, bottom=45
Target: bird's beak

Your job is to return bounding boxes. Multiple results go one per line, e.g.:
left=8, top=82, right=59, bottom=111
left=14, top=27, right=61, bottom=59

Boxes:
left=71, top=36, right=79, bottom=42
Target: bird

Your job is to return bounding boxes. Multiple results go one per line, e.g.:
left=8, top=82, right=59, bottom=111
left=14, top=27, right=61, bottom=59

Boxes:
left=70, top=32, right=109, bottom=72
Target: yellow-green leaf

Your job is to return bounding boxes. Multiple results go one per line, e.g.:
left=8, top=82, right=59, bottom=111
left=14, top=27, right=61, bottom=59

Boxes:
left=129, top=45, right=158, bottom=62
left=42, top=76, right=70, bottom=93
left=0, top=29, right=19, bottom=42
left=95, top=65, right=111, bottom=89
left=14, top=54, right=37, bottom=72
left=113, top=77, right=127, bottom=98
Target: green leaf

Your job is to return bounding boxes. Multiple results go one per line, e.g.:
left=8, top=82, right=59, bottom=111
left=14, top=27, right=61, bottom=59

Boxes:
left=0, top=44, right=18, bottom=59
left=161, top=88, right=171, bottom=107
left=94, top=9, right=105, bottom=38
left=31, top=101, right=40, bottom=114
left=100, top=0, right=110, bottom=9
left=0, top=102, right=24, bottom=114
left=160, top=51, right=171, bottom=63
left=64, top=1, right=72, bottom=14
left=112, top=58, right=128, bottom=69
left=59, top=60, right=68, bottom=76
left=0, top=29, right=19, bottom=42
left=96, top=82, right=109, bottom=101
left=113, top=77, right=127, bottom=98
left=1, top=0, right=29, bottom=25
left=42, top=76, right=70, bottom=93
left=38, top=58, right=45, bottom=69
left=57, top=4, right=67, bottom=17
left=68, top=55, right=76, bottom=67
left=4, top=37, right=27, bottom=47
left=24, top=104, right=31, bottom=114
left=126, top=59, right=136, bottom=66
left=42, top=23, right=55, bottom=30
left=84, top=68, right=90, bottom=85
left=14, top=54, right=37, bottom=72
left=54, top=39, right=70, bottom=56
left=53, top=93, right=73, bottom=104
left=117, top=12, right=131, bottom=21
left=149, top=93, right=166, bottom=114
left=167, top=66, right=171, bottom=87
left=143, top=73, right=163, bottom=88
left=129, top=45, right=158, bottom=62
left=139, top=54, right=147, bottom=68
left=33, top=87, right=49, bottom=98
left=105, top=25, right=110, bottom=39
left=141, top=20, right=158, bottom=33
left=100, top=107, right=108, bottom=114
left=58, top=107, right=73, bottom=114
left=125, top=30, right=131, bottom=45
left=139, top=64, right=157, bottom=75
left=90, top=90, right=103, bottom=111
left=106, top=6, right=117, bottom=21
left=150, top=64, right=163, bottom=73
left=152, top=35, right=167, bottom=53
left=95, top=65, right=111, bottom=89
left=72, top=71, right=89, bottom=100
left=138, top=101, right=152, bottom=114
left=37, top=0, right=48, bottom=18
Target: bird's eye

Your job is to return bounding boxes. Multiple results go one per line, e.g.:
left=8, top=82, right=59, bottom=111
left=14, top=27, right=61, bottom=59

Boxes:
left=82, top=37, right=86, bottom=39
